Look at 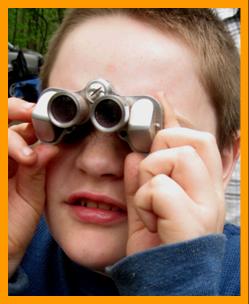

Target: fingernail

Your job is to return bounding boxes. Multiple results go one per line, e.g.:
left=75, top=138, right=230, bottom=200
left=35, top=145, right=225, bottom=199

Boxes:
left=22, top=146, right=34, bottom=157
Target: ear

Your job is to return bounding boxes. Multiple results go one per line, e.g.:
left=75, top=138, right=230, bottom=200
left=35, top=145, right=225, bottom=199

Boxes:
left=220, top=131, right=240, bottom=189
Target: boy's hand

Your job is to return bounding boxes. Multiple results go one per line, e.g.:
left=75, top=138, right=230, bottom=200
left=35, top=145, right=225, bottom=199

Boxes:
left=8, top=98, right=58, bottom=278
left=125, top=93, right=225, bottom=255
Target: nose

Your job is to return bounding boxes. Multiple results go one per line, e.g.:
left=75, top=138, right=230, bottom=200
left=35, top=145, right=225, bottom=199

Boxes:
left=75, top=131, right=130, bottom=179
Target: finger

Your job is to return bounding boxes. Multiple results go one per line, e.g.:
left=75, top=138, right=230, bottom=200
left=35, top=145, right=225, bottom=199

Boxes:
left=134, top=174, right=193, bottom=233
left=8, top=98, right=35, bottom=123
left=8, top=128, right=37, bottom=165
left=124, top=152, right=145, bottom=197
left=156, top=91, right=180, bottom=129
left=151, top=127, right=223, bottom=191
left=10, top=123, right=37, bottom=145
left=15, top=144, right=59, bottom=208
left=124, top=152, right=147, bottom=233
left=139, top=146, right=219, bottom=207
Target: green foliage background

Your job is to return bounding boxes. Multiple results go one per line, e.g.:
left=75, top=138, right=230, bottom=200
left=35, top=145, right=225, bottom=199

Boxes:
left=8, top=8, right=66, bottom=54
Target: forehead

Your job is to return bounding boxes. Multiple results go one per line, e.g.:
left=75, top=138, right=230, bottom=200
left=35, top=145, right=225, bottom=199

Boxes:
left=50, top=15, right=197, bottom=91
left=49, top=14, right=216, bottom=133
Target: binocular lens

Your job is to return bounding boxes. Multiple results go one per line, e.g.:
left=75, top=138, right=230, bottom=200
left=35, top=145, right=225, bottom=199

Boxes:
left=94, top=99, right=122, bottom=128
left=50, top=95, right=77, bottom=123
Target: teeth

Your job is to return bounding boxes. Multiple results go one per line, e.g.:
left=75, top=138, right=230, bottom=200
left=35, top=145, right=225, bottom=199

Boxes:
left=78, top=200, right=121, bottom=212
left=98, top=203, right=112, bottom=210
left=86, top=202, right=98, bottom=208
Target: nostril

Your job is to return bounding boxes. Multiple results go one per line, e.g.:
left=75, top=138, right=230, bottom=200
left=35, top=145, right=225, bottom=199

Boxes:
left=101, top=173, right=121, bottom=179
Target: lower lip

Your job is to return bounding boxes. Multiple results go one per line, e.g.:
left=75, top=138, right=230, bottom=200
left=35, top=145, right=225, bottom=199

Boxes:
left=68, top=205, right=127, bottom=225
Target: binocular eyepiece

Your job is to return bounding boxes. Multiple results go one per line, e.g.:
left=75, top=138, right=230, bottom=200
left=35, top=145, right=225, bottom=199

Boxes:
left=32, top=79, right=164, bottom=152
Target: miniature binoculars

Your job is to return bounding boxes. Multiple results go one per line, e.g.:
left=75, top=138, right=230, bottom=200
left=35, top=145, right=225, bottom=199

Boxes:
left=32, top=78, right=164, bottom=152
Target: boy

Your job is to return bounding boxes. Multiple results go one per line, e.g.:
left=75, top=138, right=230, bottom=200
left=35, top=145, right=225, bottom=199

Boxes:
left=8, top=9, right=240, bottom=295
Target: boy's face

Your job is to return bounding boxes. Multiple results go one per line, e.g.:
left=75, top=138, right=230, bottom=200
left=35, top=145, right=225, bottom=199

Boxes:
left=45, top=15, right=218, bottom=269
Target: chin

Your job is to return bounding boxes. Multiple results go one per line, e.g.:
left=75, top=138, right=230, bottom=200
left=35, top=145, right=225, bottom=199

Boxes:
left=46, top=218, right=128, bottom=271
left=69, top=250, right=124, bottom=270
left=62, top=238, right=127, bottom=270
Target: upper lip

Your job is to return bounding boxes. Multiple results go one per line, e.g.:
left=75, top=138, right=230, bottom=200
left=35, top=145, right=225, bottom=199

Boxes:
left=66, top=192, right=127, bottom=211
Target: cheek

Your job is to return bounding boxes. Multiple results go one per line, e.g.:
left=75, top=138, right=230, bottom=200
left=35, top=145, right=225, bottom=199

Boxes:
left=46, top=150, right=71, bottom=197
left=47, top=158, right=62, bottom=184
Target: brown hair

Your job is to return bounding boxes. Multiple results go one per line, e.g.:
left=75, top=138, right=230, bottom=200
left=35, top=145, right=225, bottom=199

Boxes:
left=40, top=8, right=240, bottom=148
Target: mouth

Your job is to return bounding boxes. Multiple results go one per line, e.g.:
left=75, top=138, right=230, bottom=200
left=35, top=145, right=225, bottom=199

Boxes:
left=66, top=192, right=127, bottom=225
left=71, top=199, right=124, bottom=212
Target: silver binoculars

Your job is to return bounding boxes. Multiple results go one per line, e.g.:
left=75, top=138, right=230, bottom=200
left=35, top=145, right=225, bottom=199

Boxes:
left=32, top=79, right=164, bottom=152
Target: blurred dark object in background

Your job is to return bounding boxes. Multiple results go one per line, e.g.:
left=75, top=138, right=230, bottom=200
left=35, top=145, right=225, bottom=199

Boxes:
left=8, top=43, right=43, bottom=102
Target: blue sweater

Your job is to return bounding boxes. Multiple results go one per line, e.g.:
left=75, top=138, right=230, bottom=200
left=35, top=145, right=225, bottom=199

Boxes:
left=9, top=218, right=240, bottom=295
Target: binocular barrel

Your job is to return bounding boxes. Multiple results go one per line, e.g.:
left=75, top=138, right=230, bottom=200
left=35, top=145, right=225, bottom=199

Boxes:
left=91, top=96, right=129, bottom=132
left=48, top=92, right=90, bottom=128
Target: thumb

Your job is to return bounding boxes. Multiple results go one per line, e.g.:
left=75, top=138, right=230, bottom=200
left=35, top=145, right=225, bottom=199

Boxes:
left=125, top=152, right=158, bottom=234
left=124, top=153, right=161, bottom=255
left=125, top=152, right=144, bottom=196
left=124, top=152, right=145, bottom=233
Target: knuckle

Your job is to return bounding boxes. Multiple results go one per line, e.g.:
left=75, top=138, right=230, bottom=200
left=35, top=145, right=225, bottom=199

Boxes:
left=202, top=132, right=217, bottom=146
left=9, top=124, right=19, bottom=131
left=179, top=145, right=197, bottom=158
left=8, top=128, right=17, bottom=141
left=154, top=128, right=168, bottom=142
left=176, top=146, right=199, bottom=166
left=149, top=174, right=167, bottom=188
